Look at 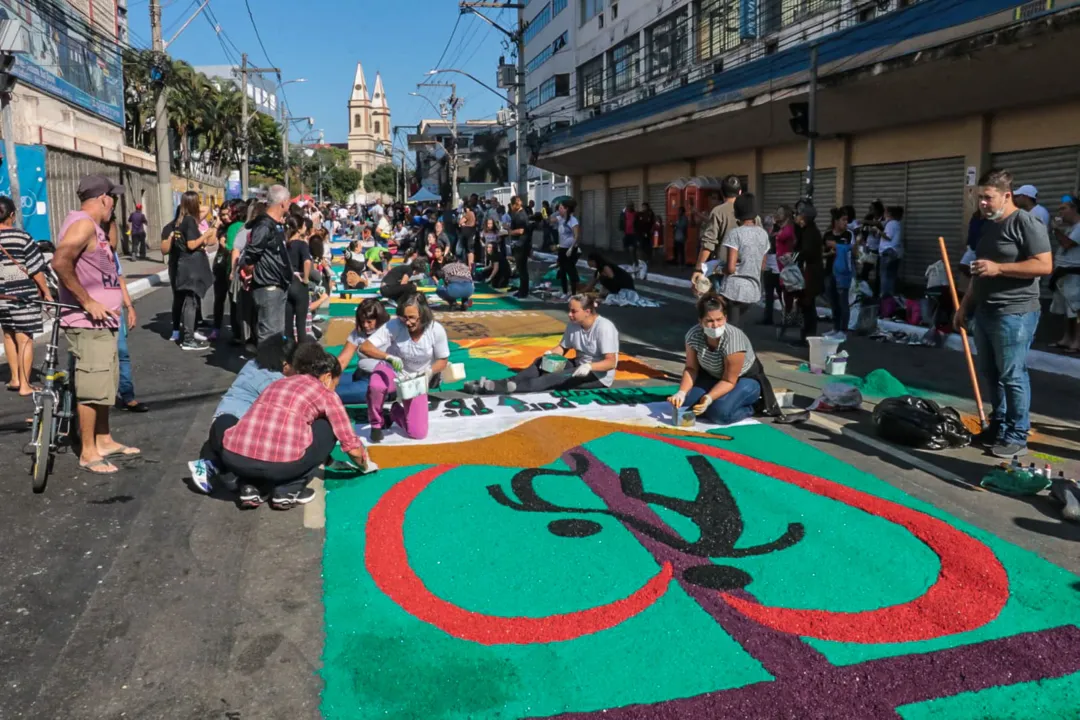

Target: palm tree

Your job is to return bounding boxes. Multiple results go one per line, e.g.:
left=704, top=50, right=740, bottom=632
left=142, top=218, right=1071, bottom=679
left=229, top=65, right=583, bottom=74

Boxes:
left=469, top=132, right=508, bottom=183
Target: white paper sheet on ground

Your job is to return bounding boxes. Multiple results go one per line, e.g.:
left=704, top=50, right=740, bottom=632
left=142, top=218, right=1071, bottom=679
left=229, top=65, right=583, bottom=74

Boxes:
left=602, top=289, right=662, bottom=307
left=354, top=390, right=758, bottom=446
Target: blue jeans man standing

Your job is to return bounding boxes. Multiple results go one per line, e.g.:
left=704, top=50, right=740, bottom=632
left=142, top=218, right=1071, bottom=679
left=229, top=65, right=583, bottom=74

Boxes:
left=116, top=306, right=148, bottom=412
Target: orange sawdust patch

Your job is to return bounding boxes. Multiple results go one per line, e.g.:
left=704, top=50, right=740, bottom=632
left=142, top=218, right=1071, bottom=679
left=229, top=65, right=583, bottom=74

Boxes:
left=456, top=335, right=667, bottom=381
left=324, top=318, right=356, bottom=347
left=960, top=413, right=983, bottom=435
left=368, top=415, right=730, bottom=469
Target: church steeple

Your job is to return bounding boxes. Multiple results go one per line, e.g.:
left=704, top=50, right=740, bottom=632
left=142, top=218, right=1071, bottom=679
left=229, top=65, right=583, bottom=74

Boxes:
left=347, top=61, right=393, bottom=188
left=350, top=62, right=370, bottom=106
left=371, top=73, right=390, bottom=145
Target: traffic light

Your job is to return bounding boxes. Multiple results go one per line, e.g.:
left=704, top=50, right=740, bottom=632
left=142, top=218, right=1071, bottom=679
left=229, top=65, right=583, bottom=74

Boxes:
left=789, top=102, right=810, bottom=137
left=0, top=53, right=16, bottom=97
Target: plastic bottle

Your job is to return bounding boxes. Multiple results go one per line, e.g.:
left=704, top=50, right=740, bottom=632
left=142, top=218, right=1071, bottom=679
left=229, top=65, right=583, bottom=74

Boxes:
left=1044, top=464, right=1052, bottom=478
left=1010, top=455, right=1021, bottom=471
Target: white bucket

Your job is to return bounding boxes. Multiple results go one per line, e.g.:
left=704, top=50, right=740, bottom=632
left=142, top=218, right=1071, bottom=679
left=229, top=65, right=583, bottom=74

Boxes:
left=826, top=355, right=848, bottom=375
left=441, top=362, right=466, bottom=384
left=396, top=372, right=429, bottom=400
left=807, top=336, right=843, bottom=374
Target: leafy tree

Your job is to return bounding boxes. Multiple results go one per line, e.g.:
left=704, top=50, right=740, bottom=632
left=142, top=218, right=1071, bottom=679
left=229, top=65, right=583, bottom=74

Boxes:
left=327, top=166, right=364, bottom=203
left=468, top=132, right=508, bottom=183
left=363, top=163, right=399, bottom=197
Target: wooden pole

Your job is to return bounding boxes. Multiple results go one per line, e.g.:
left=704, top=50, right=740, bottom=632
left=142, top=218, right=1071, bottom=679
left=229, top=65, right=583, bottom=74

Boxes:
left=938, top=236, right=987, bottom=428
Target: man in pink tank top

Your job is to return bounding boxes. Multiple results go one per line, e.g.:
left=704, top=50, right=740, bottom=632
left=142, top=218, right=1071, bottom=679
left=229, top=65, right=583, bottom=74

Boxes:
left=52, top=174, right=140, bottom=474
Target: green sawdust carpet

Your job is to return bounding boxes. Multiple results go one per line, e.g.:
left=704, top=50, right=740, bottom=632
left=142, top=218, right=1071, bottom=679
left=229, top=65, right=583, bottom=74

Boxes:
left=319, top=421, right=1080, bottom=719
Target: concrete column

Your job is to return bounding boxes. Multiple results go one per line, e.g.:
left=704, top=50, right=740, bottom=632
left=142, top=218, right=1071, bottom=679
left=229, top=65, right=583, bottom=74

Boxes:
left=962, top=114, right=992, bottom=221
left=750, top=148, right=763, bottom=214
left=837, top=134, right=853, bottom=206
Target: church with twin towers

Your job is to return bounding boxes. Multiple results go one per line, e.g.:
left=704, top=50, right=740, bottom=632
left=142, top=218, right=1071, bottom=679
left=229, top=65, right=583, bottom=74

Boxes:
left=347, top=62, right=392, bottom=179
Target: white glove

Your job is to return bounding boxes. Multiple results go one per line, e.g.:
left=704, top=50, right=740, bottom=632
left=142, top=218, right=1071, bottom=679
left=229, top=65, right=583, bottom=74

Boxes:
left=385, top=355, right=404, bottom=372
left=572, top=362, right=592, bottom=378
left=668, top=390, right=687, bottom=408
left=691, top=395, right=714, bottom=416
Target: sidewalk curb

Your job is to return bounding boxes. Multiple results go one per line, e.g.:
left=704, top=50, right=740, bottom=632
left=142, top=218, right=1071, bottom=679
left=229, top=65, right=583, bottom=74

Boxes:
left=0, top=269, right=170, bottom=361
left=805, top=411, right=985, bottom=491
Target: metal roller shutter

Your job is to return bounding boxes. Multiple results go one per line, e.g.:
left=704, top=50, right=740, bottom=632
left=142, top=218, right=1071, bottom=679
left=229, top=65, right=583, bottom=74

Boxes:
left=762, top=172, right=802, bottom=215
left=608, top=186, right=639, bottom=249
left=807, top=167, right=837, bottom=214
left=904, top=157, right=966, bottom=284
left=851, top=163, right=907, bottom=215
left=647, top=183, right=667, bottom=216
left=580, top=189, right=602, bottom=249
left=991, top=146, right=1080, bottom=225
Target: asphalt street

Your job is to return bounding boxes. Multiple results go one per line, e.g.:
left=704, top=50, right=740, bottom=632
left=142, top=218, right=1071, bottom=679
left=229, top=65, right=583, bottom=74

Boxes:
left=1, top=278, right=1078, bottom=719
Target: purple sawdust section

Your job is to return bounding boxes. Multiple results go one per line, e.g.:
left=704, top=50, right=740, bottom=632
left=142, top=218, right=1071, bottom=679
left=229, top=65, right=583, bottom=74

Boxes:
left=530, top=447, right=1080, bottom=720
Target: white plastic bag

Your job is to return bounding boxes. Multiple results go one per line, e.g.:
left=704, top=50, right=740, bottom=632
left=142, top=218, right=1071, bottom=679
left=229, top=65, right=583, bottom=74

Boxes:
left=809, top=383, right=864, bottom=412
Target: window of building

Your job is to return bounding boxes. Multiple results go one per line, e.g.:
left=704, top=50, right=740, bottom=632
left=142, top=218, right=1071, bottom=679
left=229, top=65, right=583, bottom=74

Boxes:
left=524, top=3, right=552, bottom=44
left=553, top=0, right=568, bottom=16
left=577, top=54, right=604, bottom=109
left=526, top=30, right=569, bottom=74
left=580, top=0, right=603, bottom=25
left=354, top=113, right=361, bottom=129
left=696, top=0, right=739, bottom=61
left=608, top=36, right=640, bottom=97
left=647, top=8, right=689, bottom=78
left=374, top=121, right=381, bottom=135
left=611, top=2, right=618, bottom=19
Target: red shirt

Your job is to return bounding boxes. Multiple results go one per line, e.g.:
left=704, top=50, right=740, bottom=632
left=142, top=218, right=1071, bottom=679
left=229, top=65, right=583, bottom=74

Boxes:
left=223, top=374, right=363, bottom=463
left=624, top=210, right=636, bottom=235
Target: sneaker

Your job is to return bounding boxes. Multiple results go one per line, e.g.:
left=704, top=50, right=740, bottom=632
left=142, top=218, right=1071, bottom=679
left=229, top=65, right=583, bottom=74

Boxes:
left=169, top=330, right=180, bottom=343
left=462, top=298, right=473, bottom=311
left=270, top=487, right=317, bottom=510
left=187, top=459, right=216, bottom=494
left=973, top=427, right=1002, bottom=448
left=991, top=442, right=1027, bottom=459
left=180, top=339, right=210, bottom=352
left=194, top=330, right=208, bottom=342
left=369, top=427, right=384, bottom=444
left=239, top=484, right=265, bottom=509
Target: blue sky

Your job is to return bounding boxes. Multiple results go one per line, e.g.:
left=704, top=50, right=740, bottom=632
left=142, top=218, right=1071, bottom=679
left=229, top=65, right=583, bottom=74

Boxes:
left=126, top=0, right=514, bottom=146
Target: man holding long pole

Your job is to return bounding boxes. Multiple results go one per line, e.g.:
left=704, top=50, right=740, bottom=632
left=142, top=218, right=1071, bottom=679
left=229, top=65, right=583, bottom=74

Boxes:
left=953, top=169, right=1052, bottom=459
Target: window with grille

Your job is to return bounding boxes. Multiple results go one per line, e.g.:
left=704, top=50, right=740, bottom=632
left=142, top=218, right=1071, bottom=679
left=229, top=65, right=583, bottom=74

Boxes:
left=526, top=30, right=569, bottom=74
left=580, top=0, right=603, bottom=25
left=608, top=36, right=640, bottom=96
left=696, top=0, right=739, bottom=61
left=647, top=8, right=689, bottom=79
left=553, top=0, right=568, bottom=16
left=577, top=54, right=604, bottom=108
left=524, top=3, right=552, bottom=44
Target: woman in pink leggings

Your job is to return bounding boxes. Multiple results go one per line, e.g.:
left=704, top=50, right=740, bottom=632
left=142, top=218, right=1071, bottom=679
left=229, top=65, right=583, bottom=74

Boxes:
left=359, top=293, right=449, bottom=443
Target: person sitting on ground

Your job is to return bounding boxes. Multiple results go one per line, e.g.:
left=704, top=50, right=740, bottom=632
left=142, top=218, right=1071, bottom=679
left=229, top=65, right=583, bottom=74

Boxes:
left=668, top=292, right=775, bottom=425
left=435, top=258, right=475, bottom=311
left=466, top=294, right=618, bottom=395
left=365, top=246, right=391, bottom=276
left=380, top=256, right=429, bottom=302
left=582, top=252, right=635, bottom=298
left=217, top=342, right=371, bottom=510
left=481, top=234, right=510, bottom=289
left=359, top=293, right=450, bottom=443
left=335, top=299, right=391, bottom=405
left=187, top=336, right=297, bottom=493
left=342, top=239, right=369, bottom=290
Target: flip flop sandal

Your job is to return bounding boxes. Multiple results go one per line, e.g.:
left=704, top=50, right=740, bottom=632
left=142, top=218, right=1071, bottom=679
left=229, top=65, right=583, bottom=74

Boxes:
left=102, top=446, right=142, bottom=459
left=6, top=384, right=20, bottom=392
left=80, top=459, right=119, bottom=475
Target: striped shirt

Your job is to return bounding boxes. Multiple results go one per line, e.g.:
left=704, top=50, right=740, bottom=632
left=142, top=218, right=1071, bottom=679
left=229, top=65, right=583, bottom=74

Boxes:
left=685, top=324, right=756, bottom=379
left=0, top=227, right=46, bottom=294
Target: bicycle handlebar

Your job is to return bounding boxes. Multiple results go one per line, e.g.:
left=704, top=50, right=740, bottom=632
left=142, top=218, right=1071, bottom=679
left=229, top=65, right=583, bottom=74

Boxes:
left=0, top=294, right=83, bottom=312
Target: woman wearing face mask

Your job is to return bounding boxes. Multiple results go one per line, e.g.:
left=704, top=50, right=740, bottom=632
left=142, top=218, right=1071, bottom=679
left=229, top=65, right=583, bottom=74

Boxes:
left=359, top=292, right=450, bottom=443
left=465, top=294, right=619, bottom=395
left=669, top=293, right=768, bottom=425
left=218, top=342, right=371, bottom=510
left=335, top=299, right=391, bottom=405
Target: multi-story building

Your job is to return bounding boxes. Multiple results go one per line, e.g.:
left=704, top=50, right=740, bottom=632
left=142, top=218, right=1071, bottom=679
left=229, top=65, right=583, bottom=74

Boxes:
left=195, top=64, right=279, bottom=120
left=520, top=0, right=576, bottom=183
left=3, top=0, right=163, bottom=241
left=409, top=118, right=505, bottom=198
left=536, top=0, right=1080, bottom=279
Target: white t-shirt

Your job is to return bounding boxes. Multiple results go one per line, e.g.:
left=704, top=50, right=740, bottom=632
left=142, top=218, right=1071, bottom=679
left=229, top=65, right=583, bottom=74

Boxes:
left=1032, top=204, right=1052, bottom=229
left=368, top=318, right=450, bottom=374
left=880, top=219, right=903, bottom=257
left=1056, top=223, right=1080, bottom=268
left=560, top=315, right=619, bottom=387
left=346, top=328, right=390, bottom=374
left=558, top=215, right=579, bottom=249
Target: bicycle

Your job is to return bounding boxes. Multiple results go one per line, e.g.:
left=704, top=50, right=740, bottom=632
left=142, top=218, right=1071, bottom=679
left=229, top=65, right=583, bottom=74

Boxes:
left=1, top=295, right=82, bottom=493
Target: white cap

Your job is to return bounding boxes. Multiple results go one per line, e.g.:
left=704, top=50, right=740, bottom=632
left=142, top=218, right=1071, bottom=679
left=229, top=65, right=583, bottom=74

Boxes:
left=1014, top=184, right=1038, bottom=199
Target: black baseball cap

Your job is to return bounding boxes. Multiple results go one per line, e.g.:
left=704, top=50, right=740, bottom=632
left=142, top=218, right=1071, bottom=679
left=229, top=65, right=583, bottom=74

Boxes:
left=77, top=174, right=125, bottom=202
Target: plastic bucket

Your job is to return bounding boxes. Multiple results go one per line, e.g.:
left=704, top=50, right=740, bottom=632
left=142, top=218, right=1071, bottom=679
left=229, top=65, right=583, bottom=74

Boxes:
left=396, top=372, right=429, bottom=400
left=807, top=336, right=843, bottom=374
left=825, top=355, right=848, bottom=375
left=672, top=407, right=696, bottom=428
left=540, top=354, right=568, bottom=373
left=441, top=362, right=466, bottom=384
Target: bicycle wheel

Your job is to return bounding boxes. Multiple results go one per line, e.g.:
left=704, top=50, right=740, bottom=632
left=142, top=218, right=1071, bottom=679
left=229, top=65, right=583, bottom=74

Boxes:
left=31, top=393, right=54, bottom=494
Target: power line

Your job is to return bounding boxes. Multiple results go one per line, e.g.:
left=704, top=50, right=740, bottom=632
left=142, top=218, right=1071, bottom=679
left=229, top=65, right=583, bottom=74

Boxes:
left=241, top=0, right=289, bottom=115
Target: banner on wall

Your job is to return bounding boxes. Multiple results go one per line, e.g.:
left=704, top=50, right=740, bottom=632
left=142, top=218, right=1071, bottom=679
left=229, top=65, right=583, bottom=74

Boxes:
left=5, top=0, right=125, bottom=126
left=0, top=144, right=50, bottom=241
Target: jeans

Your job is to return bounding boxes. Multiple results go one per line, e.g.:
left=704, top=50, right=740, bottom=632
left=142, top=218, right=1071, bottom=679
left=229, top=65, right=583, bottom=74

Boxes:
left=336, top=370, right=371, bottom=405
left=828, top=276, right=851, bottom=333
left=181, top=291, right=203, bottom=343
left=880, top=249, right=901, bottom=298
left=762, top=271, right=780, bottom=324
left=117, top=306, right=135, bottom=403
left=507, top=357, right=604, bottom=393
left=252, top=286, right=287, bottom=343
left=131, top=232, right=147, bottom=259
left=212, top=256, right=231, bottom=331
left=724, top=300, right=751, bottom=328
left=971, top=308, right=1039, bottom=446
left=285, top=278, right=310, bottom=342
left=685, top=372, right=761, bottom=425
left=436, top=280, right=475, bottom=306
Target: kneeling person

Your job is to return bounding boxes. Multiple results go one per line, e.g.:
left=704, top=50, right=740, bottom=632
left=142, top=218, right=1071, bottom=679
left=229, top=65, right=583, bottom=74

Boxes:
left=435, top=259, right=475, bottom=310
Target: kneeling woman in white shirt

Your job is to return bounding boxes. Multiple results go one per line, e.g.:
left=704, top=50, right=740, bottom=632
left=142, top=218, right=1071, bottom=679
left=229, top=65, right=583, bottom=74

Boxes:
left=669, top=293, right=766, bottom=425
left=466, top=294, right=619, bottom=394
left=359, top=293, right=450, bottom=442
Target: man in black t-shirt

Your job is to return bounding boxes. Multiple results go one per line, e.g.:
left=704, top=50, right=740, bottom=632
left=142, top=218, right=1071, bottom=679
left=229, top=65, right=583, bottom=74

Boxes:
left=380, top=257, right=429, bottom=302
left=508, top=195, right=531, bottom=298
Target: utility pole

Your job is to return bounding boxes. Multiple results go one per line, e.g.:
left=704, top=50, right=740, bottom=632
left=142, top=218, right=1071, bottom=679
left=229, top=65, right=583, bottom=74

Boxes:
left=804, top=44, right=819, bottom=204
left=418, top=81, right=460, bottom=208
left=150, top=0, right=172, bottom=227
left=280, top=101, right=289, bottom=193
left=238, top=54, right=280, bottom=199
left=459, top=1, right=527, bottom=204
